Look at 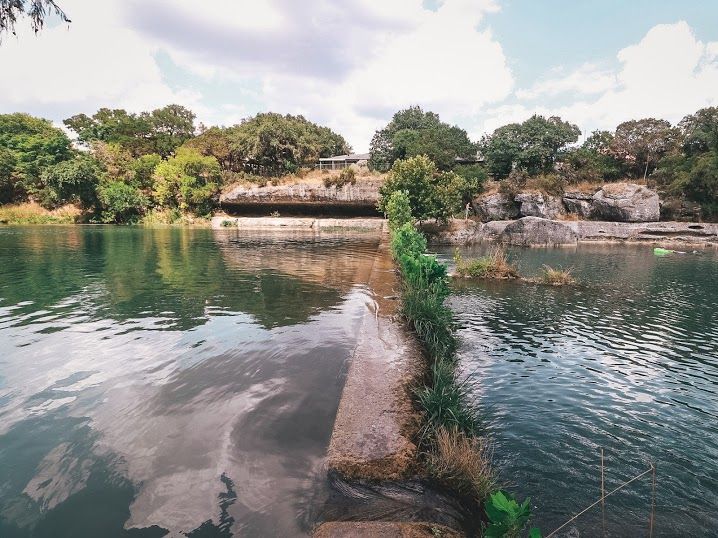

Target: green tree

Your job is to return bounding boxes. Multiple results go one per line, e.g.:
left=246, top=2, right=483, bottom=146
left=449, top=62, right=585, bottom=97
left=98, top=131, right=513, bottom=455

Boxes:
left=97, top=180, right=149, bottom=223
left=0, top=0, right=69, bottom=40
left=40, top=154, right=102, bottom=209
left=369, top=106, right=476, bottom=171
left=184, top=126, right=244, bottom=172
left=153, top=148, right=221, bottom=215
left=230, top=113, right=350, bottom=176
left=378, top=155, right=467, bottom=223
left=480, top=115, right=580, bottom=178
left=64, top=105, right=196, bottom=158
left=0, top=113, right=73, bottom=199
left=608, top=118, right=678, bottom=179
left=0, top=147, right=17, bottom=202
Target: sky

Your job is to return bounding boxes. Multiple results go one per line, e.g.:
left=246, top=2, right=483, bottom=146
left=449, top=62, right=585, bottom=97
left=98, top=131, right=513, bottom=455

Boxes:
left=0, top=0, right=717, bottom=151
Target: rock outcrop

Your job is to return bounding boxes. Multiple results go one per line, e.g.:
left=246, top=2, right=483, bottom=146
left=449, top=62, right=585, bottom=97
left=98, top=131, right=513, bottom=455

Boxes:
left=562, top=190, right=595, bottom=219
left=471, top=193, right=518, bottom=221
left=591, top=183, right=660, bottom=222
left=498, top=216, right=578, bottom=246
left=515, top=192, right=565, bottom=219
left=220, top=180, right=382, bottom=212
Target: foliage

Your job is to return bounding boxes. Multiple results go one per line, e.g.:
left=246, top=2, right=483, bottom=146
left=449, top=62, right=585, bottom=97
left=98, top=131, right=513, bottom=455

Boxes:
left=453, top=249, right=519, bottom=279
left=229, top=113, right=350, bottom=176
left=40, top=154, right=102, bottom=209
left=152, top=148, right=221, bottom=215
left=64, top=105, right=196, bottom=158
left=184, top=126, right=244, bottom=172
left=559, top=137, right=624, bottom=184
left=484, top=490, right=539, bottom=538
left=608, top=118, right=678, bottom=178
left=323, top=167, right=356, bottom=188
left=384, top=190, right=413, bottom=231
left=0, top=113, right=73, bottom=198
left=369, top=106, right=476, bottom=171
left=0, top=0, right=69, bottom=39
left=453, top=163, right=488, bottom=198
left=481, top=115, right=580, bottom=178
left=379, top=155, right=468, bottom=223
left=97, top=180, right=149, bottom=223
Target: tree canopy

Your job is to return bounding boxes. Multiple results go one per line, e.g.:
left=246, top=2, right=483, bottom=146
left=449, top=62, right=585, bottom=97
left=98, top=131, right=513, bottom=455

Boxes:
left=64, top=105, right=196, bottom=158
left=480, top=115, right=580, bottom=178
left=369, top=106, right=476, bottom=171
left=608, top=118, right=678, bottom=178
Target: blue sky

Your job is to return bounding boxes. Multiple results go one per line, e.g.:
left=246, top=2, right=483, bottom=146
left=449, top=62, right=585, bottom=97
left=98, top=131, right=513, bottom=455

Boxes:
left=1, top=0, right=716, bottom=150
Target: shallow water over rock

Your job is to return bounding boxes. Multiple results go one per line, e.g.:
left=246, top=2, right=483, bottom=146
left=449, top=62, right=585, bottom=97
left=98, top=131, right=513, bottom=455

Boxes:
left=437, top=244, right=718, bottom=537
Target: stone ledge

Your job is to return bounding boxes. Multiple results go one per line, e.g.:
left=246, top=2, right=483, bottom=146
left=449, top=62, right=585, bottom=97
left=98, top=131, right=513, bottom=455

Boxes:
left=326, top=241, right=421, bottom=481
left=314, top=522, right=462, bottom=538
left=211, top=216, right=385, bottom=231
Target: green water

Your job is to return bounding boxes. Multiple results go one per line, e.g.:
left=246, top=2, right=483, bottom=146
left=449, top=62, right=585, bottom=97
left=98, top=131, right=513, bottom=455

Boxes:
left=438, top=244, right=718, bottom=537
left=0, top=226, right=380, bottom=537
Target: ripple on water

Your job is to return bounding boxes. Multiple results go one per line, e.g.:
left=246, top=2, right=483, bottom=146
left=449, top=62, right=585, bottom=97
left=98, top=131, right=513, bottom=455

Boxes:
left=440, top=244, right=718, bottom=537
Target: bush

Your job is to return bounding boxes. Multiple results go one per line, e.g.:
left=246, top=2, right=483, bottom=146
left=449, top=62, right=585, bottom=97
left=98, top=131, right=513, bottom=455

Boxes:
left=323, top=167, right=356, bottom=188
left=40, top=154, right=102, bottom=209
left=153, top=148, right=221, bottom=215
left=97, top=181, right=149, bottom=223
left=384, top=190, right=413, bottom=230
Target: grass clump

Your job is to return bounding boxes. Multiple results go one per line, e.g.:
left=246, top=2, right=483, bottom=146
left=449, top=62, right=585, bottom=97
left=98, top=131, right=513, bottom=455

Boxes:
left=323, top=166, right=356, bottom=187
left=453, top=249, right=519, bottom=280
left=428, top=426, right=495, bottom=503
left=539, top=264, right=575, bottom=286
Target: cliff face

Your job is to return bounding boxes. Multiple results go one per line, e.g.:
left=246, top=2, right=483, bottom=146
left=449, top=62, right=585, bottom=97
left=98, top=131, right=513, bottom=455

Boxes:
left=220, top=180, right=383, bottom=212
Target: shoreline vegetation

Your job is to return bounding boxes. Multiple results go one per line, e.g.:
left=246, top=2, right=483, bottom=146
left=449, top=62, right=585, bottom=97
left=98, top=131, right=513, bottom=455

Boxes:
left=385, top=190, right=541, bottom=538
left=2, top=104, right=717, bottom=226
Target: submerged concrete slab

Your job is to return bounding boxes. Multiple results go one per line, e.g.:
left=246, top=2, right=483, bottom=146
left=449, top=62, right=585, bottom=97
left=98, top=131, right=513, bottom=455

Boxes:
left=314, top=522, right=462, bottom=538
left=326, top=241, right=421, bottom=481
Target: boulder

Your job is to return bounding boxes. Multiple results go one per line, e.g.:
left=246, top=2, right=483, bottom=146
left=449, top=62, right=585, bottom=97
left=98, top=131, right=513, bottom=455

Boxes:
left=471, top=193, right=518, bottom=222
left=563, top=191, right=595, bottom=218
left=515, top=192, right=565, bottom=219
left=591, top=183, right=660, bottom=222
left=498, top=216, right=578, bottom=246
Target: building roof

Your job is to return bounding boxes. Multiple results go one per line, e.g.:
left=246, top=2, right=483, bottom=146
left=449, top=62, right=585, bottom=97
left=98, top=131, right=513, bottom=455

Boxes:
left=319, top=153, right=370, bottom=162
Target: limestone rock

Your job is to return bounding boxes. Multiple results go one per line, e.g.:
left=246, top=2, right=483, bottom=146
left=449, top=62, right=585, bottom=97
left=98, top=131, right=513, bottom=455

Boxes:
left=591, top=183, right=660, bottom=222
left=498, top=216, right=578, bottom=246
left=471, top=193, right=518, bottom=222
left=515, top=192, right=565, bottom=219
left=563, top=191, right=595, bottom=218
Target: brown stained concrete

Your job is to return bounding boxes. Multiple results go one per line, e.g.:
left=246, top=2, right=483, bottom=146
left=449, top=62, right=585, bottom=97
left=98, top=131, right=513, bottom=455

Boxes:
left=314, top=522, right=462, bottom=538
left=326, top=239, right=423, bottom=481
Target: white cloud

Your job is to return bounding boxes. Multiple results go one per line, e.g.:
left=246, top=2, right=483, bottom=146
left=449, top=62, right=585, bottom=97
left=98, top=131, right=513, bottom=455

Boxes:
left=486, top=21, right=718, bottom=138
left=0, top=0, right=203, bottom=123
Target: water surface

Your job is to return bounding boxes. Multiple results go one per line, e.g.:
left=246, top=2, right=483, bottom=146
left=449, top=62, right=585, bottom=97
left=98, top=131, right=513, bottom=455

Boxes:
left=437, top=244, right=718, bottom=537
left=0, top=226, right=380, bottom=537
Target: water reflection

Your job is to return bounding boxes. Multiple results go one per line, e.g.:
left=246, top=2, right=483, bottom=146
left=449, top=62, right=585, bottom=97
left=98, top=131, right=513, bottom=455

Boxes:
left=437, top=244, right=718, bottom=537
left=0, top=226, right=380, bottom=537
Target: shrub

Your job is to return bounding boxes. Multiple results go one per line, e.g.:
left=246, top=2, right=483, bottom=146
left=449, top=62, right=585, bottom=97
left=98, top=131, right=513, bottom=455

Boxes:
left=153, top=148, right=221, bottom=216
left=498, top=169, right=529, bottom=199
left=384, top=190, right=413, bottom=231
left=484, top=490, right=540, bottom=538
left=40, top=155, right=103, bottom=209
left=97, top=180, right=149, bottom=223
left=323, top=167, right=356, bottom=188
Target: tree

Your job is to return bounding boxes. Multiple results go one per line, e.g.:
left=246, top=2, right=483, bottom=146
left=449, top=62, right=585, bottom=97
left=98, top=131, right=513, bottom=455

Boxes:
left=0, top=0, right=69, bottom=40
left=378, top=155, right=466, bottom=223
left=558, top=130, right=625, bottom=184
left=183, top=126, right=244, bottom=172
left=678, top=106, right=718, bottom=156
left=64, top=105, right=196, bottom=158
left=230, top=113, right=350, bottom=176
left=40, top=154, right=102, bottom=209
left=369, top=106, right=476, bottom=171
left=97, top=181, right=149, bottom=223
left=153, top=148, right=221, bottom=215
left=0, top=112, right=73, bottom=199
left=480, top=115, right=580, bottom=178
left=609, top=118, right=678, bottom=179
